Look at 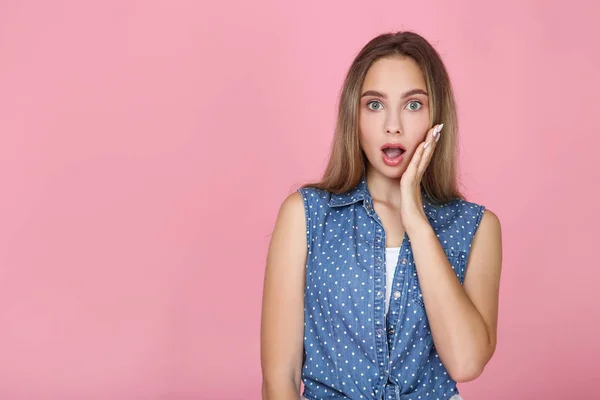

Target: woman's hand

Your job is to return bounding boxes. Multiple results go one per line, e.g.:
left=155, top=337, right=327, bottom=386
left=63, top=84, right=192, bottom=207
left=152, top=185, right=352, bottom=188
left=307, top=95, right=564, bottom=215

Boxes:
left=400, top=123, right=443, bottom=235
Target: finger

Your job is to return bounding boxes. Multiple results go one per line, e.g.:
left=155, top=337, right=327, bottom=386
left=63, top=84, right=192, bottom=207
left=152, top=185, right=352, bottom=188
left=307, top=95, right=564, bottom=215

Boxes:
left=408, top=142, right=427, bottom=171
left=421, top=124, right=438, bottom=155
left=434, top=123, right=444, bottom=143
left=411, top=126, right=436, bottom=174
left=419, top=124, right=442, bottom=172
left=422, top=124, right=438, bottom=150
left=405, top=141, right=425, bottom=178
left=409, top=123, right=441, bottom=178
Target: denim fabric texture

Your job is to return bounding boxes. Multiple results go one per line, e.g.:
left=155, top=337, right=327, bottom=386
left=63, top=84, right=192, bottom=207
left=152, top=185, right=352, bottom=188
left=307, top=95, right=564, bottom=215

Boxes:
left=297, top=174, right=485, bottom=400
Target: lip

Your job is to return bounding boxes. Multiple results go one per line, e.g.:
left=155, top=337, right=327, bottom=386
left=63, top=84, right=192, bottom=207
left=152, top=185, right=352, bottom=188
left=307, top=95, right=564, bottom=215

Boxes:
left=380, top=143, right=406, bottom=151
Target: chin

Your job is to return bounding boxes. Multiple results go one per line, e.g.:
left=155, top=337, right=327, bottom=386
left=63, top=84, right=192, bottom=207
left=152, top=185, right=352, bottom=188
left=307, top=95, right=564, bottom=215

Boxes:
left=369, top=163, right=407, bottom=179
left=384, top=168, right=406, bottom=179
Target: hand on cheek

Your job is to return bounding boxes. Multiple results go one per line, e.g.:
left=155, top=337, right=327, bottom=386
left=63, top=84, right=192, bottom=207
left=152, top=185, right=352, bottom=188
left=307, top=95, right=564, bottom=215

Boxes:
left=400, top=123, right=443, bottom=234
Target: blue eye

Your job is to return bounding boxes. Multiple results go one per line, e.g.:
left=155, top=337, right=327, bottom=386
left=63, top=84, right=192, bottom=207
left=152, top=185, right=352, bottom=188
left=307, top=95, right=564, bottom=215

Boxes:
left=407, top=101, right=422, bottom=111
left=367, top=100, right=383, bottom=111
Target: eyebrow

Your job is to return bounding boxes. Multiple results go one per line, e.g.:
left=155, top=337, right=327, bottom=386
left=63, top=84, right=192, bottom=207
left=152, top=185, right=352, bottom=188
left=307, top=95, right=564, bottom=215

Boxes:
left=360, top=89, right=428, bottom=99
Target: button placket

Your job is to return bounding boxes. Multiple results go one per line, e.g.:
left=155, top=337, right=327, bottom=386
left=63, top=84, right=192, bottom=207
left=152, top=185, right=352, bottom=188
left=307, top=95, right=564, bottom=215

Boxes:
left=373, top=223, right=389, bottom=376
left=384, top=236, right=412, bottom=367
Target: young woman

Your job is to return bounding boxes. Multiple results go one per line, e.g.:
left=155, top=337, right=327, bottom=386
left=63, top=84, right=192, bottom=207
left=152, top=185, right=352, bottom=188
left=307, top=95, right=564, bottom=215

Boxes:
left=260, top=31, right=502, bottom=400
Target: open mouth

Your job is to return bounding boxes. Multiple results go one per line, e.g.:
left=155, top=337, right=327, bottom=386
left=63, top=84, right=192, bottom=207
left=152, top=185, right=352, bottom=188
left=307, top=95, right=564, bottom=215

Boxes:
left=382, top=147, right=405, bottom=158
left=381, top=144, right=406, bottom=166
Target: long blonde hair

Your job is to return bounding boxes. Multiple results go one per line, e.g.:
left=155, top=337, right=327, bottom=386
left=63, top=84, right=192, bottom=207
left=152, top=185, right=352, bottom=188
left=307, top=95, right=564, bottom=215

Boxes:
left=301, top=31, right=464, bottom=204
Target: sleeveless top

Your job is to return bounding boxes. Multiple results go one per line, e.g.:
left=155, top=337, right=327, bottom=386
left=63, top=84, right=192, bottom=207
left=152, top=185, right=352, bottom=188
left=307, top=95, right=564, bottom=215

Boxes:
left=297, top=174, right=486, bottom=400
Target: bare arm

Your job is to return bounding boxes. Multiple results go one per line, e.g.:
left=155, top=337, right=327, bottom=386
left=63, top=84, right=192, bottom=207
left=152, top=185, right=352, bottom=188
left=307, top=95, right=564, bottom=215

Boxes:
left=408, top=209, right=502, bottom=382
left=260, top=191, right=307, bottom=400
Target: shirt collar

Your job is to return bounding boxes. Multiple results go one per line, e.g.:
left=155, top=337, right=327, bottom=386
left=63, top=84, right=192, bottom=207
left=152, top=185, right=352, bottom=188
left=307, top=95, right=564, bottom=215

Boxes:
left=328, top=172, right=439, bottom=220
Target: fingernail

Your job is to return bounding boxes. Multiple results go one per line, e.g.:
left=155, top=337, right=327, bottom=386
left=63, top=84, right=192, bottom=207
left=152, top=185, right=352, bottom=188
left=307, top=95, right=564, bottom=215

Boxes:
left=435, top=133, right=441, bottom=142
left=424, top=141, right=430, bottom=149
left=438, top=123, right=444, bottom=133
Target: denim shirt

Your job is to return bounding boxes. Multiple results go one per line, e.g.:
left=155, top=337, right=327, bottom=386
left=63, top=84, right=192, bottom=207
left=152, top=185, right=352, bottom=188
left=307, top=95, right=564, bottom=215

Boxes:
left=297, top=175, right=486, bottom=400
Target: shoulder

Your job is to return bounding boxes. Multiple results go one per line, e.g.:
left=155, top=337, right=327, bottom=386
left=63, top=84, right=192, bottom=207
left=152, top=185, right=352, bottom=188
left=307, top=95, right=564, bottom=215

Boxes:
left=433, top=199, right=499, bottom=252
left=475, top=208, right=502, bottom=241
left=268, top=192, right=309, bottom=256
left=451, top=198, right=500, bottom=232
left=480, top=208, right=500, bottom=226
left=277, top=191, right=306, bottom=226
left=463, top=204, right=502, bottom=263
left=295, top=187, right=333, bottom=215
left=446, top=197, right=486, bottom=213
left=276, top=188, right=333, bottom=231
left=437, top=197, right=488, bottom=227
left=297, top=186, right=331, bottom=203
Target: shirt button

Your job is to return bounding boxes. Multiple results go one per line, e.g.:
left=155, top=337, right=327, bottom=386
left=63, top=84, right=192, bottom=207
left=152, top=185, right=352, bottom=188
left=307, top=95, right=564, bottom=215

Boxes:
left=393, top=291, right=401, bottom=299
left=401, top=258, right=407, bottom=264
left=376, top=291, right=383, bottom=298
left=388, top=328, right=395, bottom=335
left=376, top=329, right=384, bottom=336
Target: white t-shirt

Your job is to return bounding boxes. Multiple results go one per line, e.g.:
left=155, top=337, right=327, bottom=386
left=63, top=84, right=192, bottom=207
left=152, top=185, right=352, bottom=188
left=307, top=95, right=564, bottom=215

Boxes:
left=385, top=247, right=401, bottom=315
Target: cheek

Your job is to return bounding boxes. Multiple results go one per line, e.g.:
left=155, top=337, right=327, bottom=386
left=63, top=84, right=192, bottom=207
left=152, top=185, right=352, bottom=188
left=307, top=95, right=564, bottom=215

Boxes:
left=358, top=112, right=369, bottom=134
left=403, top=130, right=428, bottom=154
left=358, top=114, right=375, bottom=146
left=408, top=135, right=425, bottom=151
left=359, top=106, right=381, bottom=128
left=411, top=121, right=430, bottom=144
left=358, top=131, right=373, bottom=154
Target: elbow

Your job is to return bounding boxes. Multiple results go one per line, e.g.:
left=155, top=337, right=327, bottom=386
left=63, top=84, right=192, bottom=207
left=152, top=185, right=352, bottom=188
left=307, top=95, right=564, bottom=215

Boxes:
left=261, top=375, right=301, bottom=399
left=448, top=362, right=485, bottom=383
left=449, top=329, right=497, bottom=383
left=448, top=344, right=495, bottom=383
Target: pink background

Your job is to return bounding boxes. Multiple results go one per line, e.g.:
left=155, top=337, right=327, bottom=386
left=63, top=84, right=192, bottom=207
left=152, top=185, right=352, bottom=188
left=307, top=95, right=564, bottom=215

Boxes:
left=1, top=1, right=598, bottom=399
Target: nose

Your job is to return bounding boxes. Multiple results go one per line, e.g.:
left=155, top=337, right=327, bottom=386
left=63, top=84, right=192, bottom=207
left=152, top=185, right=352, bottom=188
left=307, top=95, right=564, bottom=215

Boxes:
left=385, top=112, right=402, bottom=134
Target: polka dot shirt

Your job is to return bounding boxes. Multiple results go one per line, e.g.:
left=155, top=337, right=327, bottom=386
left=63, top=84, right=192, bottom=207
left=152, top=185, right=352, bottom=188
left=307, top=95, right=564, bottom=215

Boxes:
left=297, top=174, right=485, bottom=400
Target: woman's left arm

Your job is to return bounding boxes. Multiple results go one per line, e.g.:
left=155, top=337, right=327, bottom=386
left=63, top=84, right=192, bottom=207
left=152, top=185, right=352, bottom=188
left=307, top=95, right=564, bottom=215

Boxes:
left=400, top=125, right=503, bottom=383
left=408, top=211, right=502, bottom=383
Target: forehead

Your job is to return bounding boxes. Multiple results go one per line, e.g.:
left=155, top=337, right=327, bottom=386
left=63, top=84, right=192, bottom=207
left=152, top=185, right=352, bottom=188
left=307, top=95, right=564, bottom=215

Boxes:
left=361, top=56, right=426, bottom=92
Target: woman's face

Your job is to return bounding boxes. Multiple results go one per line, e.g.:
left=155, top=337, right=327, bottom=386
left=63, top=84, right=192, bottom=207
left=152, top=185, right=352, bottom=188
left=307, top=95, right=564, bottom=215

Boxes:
left=359, top=56, right=431, bottom=179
